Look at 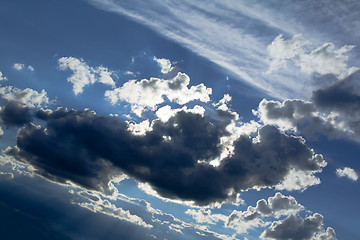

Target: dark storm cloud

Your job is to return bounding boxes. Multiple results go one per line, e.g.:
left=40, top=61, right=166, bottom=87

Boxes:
left=5, top=108, right=325, bottom=205
left=0, top=101, right=32, bottom=126
left=260, top=213, right=337, bottom=240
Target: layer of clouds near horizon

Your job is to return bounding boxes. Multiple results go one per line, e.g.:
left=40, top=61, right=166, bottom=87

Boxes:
left=4, top=105, right=326, bottom=205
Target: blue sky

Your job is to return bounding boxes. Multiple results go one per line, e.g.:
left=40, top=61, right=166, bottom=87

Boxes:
left=0, top=0, right=359, bottom=239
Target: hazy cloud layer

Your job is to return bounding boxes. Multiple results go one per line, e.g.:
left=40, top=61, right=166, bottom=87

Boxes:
left=5, top=106, right=325, bottom=205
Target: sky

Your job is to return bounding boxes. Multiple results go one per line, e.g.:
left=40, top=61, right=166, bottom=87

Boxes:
left=0, top=0, right=359, bottom=239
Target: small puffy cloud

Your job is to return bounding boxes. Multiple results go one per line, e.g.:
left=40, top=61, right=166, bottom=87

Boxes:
left=336, top=167, right=358, bottom=181
left=58, top=57, right=115, bottom=95
left=226, top=193, right=303, bottom=233
left=260, top=213, right=337, bottom=240
left=105, top=72, right=212, bottom=116
left=13, top=63, right=34, bottom=71
left=267, top=34, right=357, bottom=78
left=0, top=71, right=7, bottom=81
left=0, top=86, right=49, bottom=108
left=154, top=57, right=174, bottom=74
left=13, top=63, right=25, bottom=71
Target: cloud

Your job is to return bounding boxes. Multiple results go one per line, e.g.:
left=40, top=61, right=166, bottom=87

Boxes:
left=0, top=86, right=49, bottom=108
left=0, top=71, right=7, bottom=81
left=0, top=101, right=32, bottom=126
left=105, top=72, right=212, bottom=116
left=254, top=70, right=360, bottom=143
left=267, top=34, right=358, bottom=78
left=226, top=193, right=303, bottom=233
left=76, top=198, right=153, bottom=228
left=58, top=57, right=115, bottom=95
left=336, top=167, right=358, bottom=181
left=274, top=168, right=322, bottom=191
left=0, top=86, right=49, bottom=126
left=153, top=57, right=174, bottom=74
left=13, top=63, right=34, bottom=71
left=86, top=0, right=360, bottom=100
left=5, top=107, right=326, bottom=205
left=260, top=213, right=337, bottom=240
left=185, top=208, right=226, bottom=225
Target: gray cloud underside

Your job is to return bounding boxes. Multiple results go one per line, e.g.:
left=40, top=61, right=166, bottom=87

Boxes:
left=255, top=70, right=360, bottom=142
left=4, top=106, right=325, bottom=205
left=260, top=213, right=337, bottom=240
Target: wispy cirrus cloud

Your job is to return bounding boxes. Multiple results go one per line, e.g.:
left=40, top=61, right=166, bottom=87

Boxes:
left=86, top=0, right=360, bottom=100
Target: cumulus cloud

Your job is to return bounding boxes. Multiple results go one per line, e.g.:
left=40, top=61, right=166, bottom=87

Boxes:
left=58, top=57, right=115, bottom=95
left=267, top=34, right=358, bottom=78
left=105, top=72, right=212, bottom=116
left=260, top=213, right=337, bottom=240
left=336, top=167, right=358, bottom=181
left=4, top=107, right=326, bottom=205
left=226, top=193, right=303, bottom=233
left=13, top=63, right=34, bottom=71
left=254, top=70, right=360, bottom=143
left=0, top=86, right=49, bottom=108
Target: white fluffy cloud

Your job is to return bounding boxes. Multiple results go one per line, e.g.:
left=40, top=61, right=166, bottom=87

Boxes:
left=13, top=63, right=34, bottom=71
left=154, top=56, right=174, bottom=74
left=267, top=34, right=358, bottom=78
left=58, top=57, right=115, bottom=95
left=0, top=86, right=49, bottom=108
left=105, top=72, right=211, bottom=116
left=336, top=167, right=358, bottom=181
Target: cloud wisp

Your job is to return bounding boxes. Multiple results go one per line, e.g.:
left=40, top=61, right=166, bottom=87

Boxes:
left=86, top=0, right=359, bottom=99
